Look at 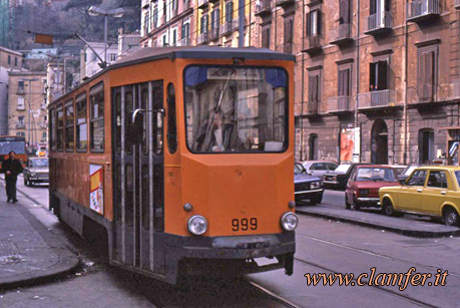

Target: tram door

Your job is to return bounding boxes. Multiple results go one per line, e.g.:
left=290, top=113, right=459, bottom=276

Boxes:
left=112, top=81, right=164, bottom=272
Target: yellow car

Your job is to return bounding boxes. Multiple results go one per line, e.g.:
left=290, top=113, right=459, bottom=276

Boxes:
left=379, top=166, right=460, bottom=226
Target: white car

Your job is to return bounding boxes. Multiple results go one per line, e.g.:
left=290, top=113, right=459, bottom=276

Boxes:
left=301, top=160, right=338, bottom=178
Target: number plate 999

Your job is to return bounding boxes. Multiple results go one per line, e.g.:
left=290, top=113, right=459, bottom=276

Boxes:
left=232, top=218, right=257, bottom=231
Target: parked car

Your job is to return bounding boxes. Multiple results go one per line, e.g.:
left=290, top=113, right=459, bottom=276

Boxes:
left=345, top=165, right=400, bottom=210
left=323, top=163, right=370, bottom=190
left=398, top=165, right=418, bottom=183
left=23, top=157, right=49, bottom=186
left=294, top=162, right=323, bottom=205
left=301, top=160, right=338, bottom=178
left=390, top=165, right=407, bottom=177
left=379, top=166, right=460, bottom=226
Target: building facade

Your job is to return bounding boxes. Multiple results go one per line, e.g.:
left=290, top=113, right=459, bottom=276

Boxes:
left=8, top=71, right=47, bottom=145
left=79, top=43, right=118, bottom=81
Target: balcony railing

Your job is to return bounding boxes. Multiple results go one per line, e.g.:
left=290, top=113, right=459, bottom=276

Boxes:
left=183, top=0, right=191, bottom=9
left=255, top=0, right=272, bottom=16
left=159, top=15, right=166, bottom=25
left=329, top=24, right=352, bottom=45
left=364, top=11, right=392, bottom=35
left=210, top=27, right=220, bottom=40
left=301, top=35, right=322, bottom=53
left=327, top=96, right=354, bottom=113
left=197, top=32, right=209, bottom=45
left=455, top=0, right=460, bottom=9
left=39, top=122, right=47, bottom=129
left=407, top=0, right=439, bottom=22
left=171, top=8, right=178, bottom=18
left=17, top=88, right=25, bottom=95
left=197, top=0, right=208, bottom=9
left=358, top=89, right=396, bottom=109
left=178, top=37, right=190, bottom=46
left=220, top=20, right=239, bottom=36
left=418, top=84, right=435, bottom=102
left=16, top=122, right=25, bottom=129
left=17, top=104, right=25, bottom=111
left=275, top=0, right=295, bottom=6
left=306, top=101, right=321, bottom=115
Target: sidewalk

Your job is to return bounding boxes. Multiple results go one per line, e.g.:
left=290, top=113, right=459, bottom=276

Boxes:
left=296, top=205, right=460, bottom=237
left=0, top=183, right=79, bottom=289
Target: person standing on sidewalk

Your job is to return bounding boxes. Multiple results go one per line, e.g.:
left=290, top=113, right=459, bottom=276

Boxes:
left=2, top=151, right=23, bottom=203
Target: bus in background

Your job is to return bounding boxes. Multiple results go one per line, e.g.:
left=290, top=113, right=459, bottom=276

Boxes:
left=0, top=136, right=27, bottom=169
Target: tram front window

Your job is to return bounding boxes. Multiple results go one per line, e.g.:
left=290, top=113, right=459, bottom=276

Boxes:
left=184, top=66, right=288, bottom=153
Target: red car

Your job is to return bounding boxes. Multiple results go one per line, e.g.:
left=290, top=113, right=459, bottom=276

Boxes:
left=345, top=165, right=400, bottom=211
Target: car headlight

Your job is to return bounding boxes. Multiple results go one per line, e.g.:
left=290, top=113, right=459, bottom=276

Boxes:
left=30, top=172, right=36, bottom=177
left=187, top=215, right=208, bottom=235
left=280, top=212, right=298, bottom=231
left=359, top=189, right=369, bottom=196
left=311, top=181, right=321, bottom=189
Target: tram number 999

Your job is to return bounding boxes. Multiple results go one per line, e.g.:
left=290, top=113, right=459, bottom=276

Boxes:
left=232, top=218, right=257, bottom=231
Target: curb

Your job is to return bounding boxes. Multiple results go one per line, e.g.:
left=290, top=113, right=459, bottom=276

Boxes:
left=296, top=207, right=460, bottom=238
left=0, top=178, right=80, bottom=290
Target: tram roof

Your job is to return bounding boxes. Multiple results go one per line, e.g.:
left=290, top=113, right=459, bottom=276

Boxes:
left=113, top=46, right=296, bottom=68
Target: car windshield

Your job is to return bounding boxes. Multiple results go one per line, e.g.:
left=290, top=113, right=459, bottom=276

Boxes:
left=455, top=171, right=460, bottom=187
left=404, top=166, right=417, bottom=176
left=184, top=66, right=288, bottom=153
left=334, top=164, right=351, bottom=173
left=30, top=159, right=48, bottom=168
left=294, top=163, right=305, bottom=175
left=355, top=168, right=396, bottom=182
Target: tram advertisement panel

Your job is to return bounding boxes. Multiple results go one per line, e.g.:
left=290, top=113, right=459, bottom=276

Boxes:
left=90, top=164, right=104, bottom=215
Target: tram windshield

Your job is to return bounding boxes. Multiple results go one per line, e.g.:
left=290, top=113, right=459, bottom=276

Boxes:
left=0, top=140, right=26, bottom=155
left=184, top=66, right=288, bottom=153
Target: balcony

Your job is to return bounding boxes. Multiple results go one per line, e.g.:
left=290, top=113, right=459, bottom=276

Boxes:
left=275, top=0, right=294, bottom=7
left=255, top=0, right=272, bottom=16
left=329, top=24, right=353, bottom=45
left=358, top=89, right=396, bottom=110
left=455, top=0, right=460, bottom=9
left=178, top=37, right=190, bottom=46
left=220, top=20, right=238, bottom=36
left=197, top=32, right=209, bottom=45
left=197, top=0, right=209, bottom=9
left=407, top=0, right=439, bottom=22
left=16, top=122, right=25, bottom=129
left=159, top=15, right=166, bottom=25
left=183, top=0, right=191, bottom=9
left=17, top=88, right=25, bottom=95
left=301, top=35, right=322, bottom=54
left=209, top=27, right=220, bottom=41
left=16, top=104, right=25, bottom=111
left=364, top=11, right=392, bottom=35
left=171, top=8, right=178, bottom=18
left=327, top=96, right=354, bottom=114
left=306, top=101, right=321, bottom=115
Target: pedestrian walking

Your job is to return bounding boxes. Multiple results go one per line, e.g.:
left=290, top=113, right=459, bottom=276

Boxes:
left=2, top=151, right=23, bottom=203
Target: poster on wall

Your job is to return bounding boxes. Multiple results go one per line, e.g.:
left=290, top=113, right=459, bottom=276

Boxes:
left=340, top=127, right=360, bottom=163
left=90, top=164, right=104, bottom=215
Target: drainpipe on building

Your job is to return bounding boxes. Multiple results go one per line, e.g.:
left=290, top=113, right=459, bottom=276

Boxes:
left=403, top=0, right=409, bottom=165
left=355, top=0, right=360, bottom=161
left=300, top=0, right=306, bottom=160
left=238, top=0, right=245, bottom=47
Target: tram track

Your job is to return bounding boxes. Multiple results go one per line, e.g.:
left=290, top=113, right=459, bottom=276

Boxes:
left=248, top=280, right=303, bottom=308
left=297, top=234, right=460, bottom=278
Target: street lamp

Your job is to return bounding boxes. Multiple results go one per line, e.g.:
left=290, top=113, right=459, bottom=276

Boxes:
left=88, top=6, right=125, bottom=65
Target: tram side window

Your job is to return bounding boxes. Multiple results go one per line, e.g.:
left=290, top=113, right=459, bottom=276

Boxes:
left=50, top=108, right=56, bottom=152
left=56, top=105, right=64, bottom=151
left=167, top=83, right=177, bottom=154
left=76, top=93, right=88, bottom=152
left=90, top=83, right=104, bottom=152
left=65, top=100, right=74, bottom=152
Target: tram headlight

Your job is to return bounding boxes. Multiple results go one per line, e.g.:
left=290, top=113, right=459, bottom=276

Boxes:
left=187, top=215, right=208, bottom=235
left=280, top=212, right=298, bottom=231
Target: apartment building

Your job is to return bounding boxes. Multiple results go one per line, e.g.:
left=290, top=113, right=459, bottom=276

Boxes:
left=8, top=71, right=48, bottom=145
left=253, top=0, right=460, bottom=165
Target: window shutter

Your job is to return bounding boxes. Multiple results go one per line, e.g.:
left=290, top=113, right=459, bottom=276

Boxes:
left=338, top=70, right=344, bottom=96
left=425, top=52, right=434, bottom=87
left=306, top=12, right=311, bottom=36
left=181, top=24, right=185, bottom=38
left=344, top=69, right=350, bottom=95
left=377, top=60, right=387, bottom=90
left=262, top=28, right=269, bottom=48
left=370, top=0, right=376, bottom=15
left=317, top=11, right=322, bottom=35
left=339, top=0, right=350, bottom=24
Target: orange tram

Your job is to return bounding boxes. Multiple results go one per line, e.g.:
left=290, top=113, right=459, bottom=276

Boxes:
left=48, top=46, right=297, bottom=284
left=0, top=135, right=27, bottom=169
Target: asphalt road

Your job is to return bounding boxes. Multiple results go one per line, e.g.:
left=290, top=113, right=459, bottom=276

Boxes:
left=0, top=185, right=459, bottom=307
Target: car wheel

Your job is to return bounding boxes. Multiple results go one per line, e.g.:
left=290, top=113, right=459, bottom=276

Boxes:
left=24, top=178, right=27, bottom=186
left=382, top=199, right=395, bottom=217
left=345, top=195, right=350, bottom=210
left=310, top=195, right=322, bottom=206
left=349, top=196, right=360, bottom=211
left=443, top=207, right=460, bottom=227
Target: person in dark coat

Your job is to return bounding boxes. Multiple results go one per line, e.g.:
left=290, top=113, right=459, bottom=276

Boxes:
left=2, top=151, right=23, bottom=203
